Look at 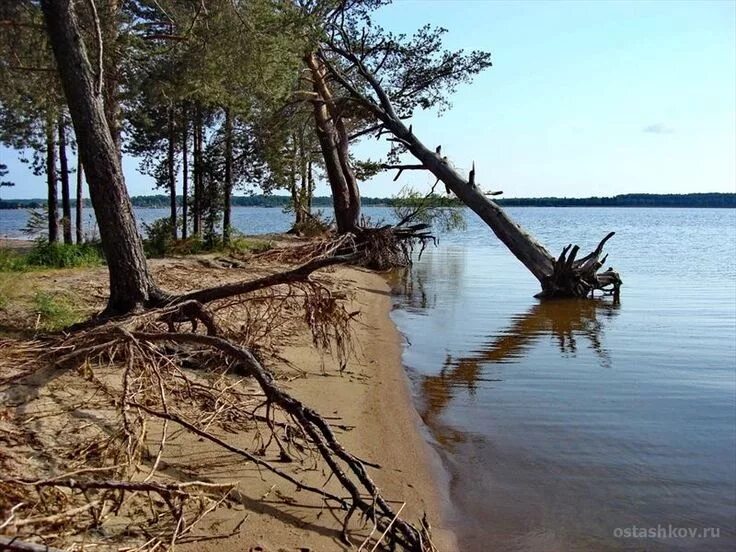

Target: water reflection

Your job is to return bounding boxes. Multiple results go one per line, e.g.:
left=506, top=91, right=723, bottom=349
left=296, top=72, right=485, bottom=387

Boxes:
left=390, top=247, right=466, bottom=312
left=421, top=299, right=620, bottom=431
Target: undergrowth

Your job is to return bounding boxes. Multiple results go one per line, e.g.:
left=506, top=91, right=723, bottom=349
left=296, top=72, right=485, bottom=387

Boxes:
left=0, top=241, right=104, bottom=272
left=32, top=291, right=84, bottom=331
left=144, top=217, right=273, bottom=257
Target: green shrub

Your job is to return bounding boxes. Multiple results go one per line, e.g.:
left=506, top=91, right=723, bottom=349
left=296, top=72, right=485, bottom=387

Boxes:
left=168, top=235, right=206, bottom=255
left=32, top=291, right=83, bottom=331
left=143, top=218, right=176, bottom=257
left=227, top=236, right=273, bottom=254
left=290, top=215, right=331, bottom=238
left=25, top=240, right=104, bottom=268
left=0, top=249, right=28, bottom=272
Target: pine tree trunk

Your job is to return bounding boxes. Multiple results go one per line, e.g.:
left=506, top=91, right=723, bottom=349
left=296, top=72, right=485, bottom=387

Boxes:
left=101, top=0, right=121, bottom=155
left=41, top=0, right=166, bottom=315
left=307, top=160, right=314, bottom=214
left=167, top=105, right=177, bottom=240
left=58, top=116, right=72, bottom=244
left=75, top=157, right=83, bottom=243
left=288, top=144, right=300, bottom=227
left=297, top=130, right=308, bottom=225
left=192, top=105, right=202, bottom=236
left=45, top=115, right=58, bottom=244
left=181, top=104, right=188, bottom=240
left=222, top=107, right=232, bottom=244
left=305, top=53, right=358, bottom=233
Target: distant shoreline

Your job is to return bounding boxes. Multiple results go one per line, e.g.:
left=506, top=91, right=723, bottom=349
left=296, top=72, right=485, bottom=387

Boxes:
left=1, top=192, right=734, bottom=210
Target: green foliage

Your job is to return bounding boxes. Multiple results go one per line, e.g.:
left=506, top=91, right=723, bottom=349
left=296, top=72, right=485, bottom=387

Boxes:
left=0, top=249, right=28, bottom=272
left=32, top=291, right=82, bottom=331
left=25, top=240, right=104, bottom=269
left=22, top=207, right=47, bottom=237
left=291, top=217, right=331, bottom=238
left=392, top=187, right=466, bottom=232
left=226, top=235, right=273, bottom=254
left=1, top=241, right=103, bottom=272
left=142, top=217, right=272, bottom=256
left=142, top=217, right=176, bottom=257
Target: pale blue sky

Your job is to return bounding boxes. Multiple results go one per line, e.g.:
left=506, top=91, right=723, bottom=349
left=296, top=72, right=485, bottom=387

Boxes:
left=1, top=0, right=734, bottom=199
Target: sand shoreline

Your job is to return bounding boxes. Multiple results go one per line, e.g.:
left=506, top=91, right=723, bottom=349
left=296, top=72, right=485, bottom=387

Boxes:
left=220, top=265, right=457, bottom=550
left=0, top=252, right=455, bottom=550
left=176, top=264, right=457, bottom=550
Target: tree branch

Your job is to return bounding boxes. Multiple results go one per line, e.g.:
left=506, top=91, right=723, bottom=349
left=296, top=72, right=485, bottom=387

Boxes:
left=174, top=254, right=356, bottom=305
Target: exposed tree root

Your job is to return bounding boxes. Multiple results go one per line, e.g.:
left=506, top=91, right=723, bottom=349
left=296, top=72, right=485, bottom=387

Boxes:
left=540, top=232, right=622, bottom=299
left=1, top=257, right=436, bottom=551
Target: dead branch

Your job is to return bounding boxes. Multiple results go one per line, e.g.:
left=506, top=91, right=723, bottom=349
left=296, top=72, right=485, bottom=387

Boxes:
left=125, top=331, right=432, bottom=550
left=175, top=254, right=356, bottom=305
left=0, top=537, right=64, bottom=552
left=130, top=404, right=346, bottom=506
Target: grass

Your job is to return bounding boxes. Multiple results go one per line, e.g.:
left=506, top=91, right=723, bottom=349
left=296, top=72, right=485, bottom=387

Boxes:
left=227, top=236, right=273, bottom=254
left=32, top=291, right=84, bottom=331
left=25, top=241, right=104, bottom=268
left=0, top=275, right=10, bottom=310
left=143, top=217, right=274, bottom=257
left=0, top=241, right=105, bottom=272
left=0, top=248, right=29, bottom=272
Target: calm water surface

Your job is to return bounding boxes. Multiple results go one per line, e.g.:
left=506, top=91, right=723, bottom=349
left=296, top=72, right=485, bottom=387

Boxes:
left=0, top=205, right=402, bottom=239
left=390, top=207, right=736, bottom=551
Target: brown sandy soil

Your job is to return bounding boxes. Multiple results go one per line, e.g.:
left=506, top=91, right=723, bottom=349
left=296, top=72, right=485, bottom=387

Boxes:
left=0, top=250, right=456, bottom=551
left=0, top=238, right=34, bottom=252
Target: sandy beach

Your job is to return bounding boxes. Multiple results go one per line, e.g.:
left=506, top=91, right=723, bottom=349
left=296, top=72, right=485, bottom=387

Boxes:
left=179, top=265, right=456, bottom=551
left=0, top=253, right=456, bottom=551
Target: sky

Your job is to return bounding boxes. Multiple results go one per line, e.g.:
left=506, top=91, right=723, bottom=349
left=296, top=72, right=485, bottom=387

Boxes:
left=1, top=0, right=734, bottom=200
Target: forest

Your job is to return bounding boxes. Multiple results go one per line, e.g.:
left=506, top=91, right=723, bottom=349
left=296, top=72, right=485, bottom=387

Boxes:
left=2, top=192, right=734, bottom=210
left=0, top=1, right=629, bottom=550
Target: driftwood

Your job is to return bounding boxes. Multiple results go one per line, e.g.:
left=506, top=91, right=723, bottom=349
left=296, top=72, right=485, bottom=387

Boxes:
left=320, top=47, right=622, bottom=299
left=0, top=537, right=65, bottom=552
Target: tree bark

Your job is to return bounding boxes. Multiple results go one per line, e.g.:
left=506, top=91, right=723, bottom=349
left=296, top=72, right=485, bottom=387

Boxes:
left=306, top=159, right=314, bottom=213
left=76, top=156, right=83, bottom=243
left=167, top=105, right=177, bottom=240
left=45, top=115, right=58, bottom=243
left=223, top=106, right=232, bottom=243
left=288, top=141, right=300, bottom=226
left=41, top=0, right=166, bottom=314
left=58, top=115, right=72, bottom=244
left=181, top=103, right=188, bottom=240
left=305, top=53, right=359, bottom=233
left=297, top=129, right=309, bottom=225
left=101, top=0, right=121, bottom=155
left=192, top=104, right=202, bottom=236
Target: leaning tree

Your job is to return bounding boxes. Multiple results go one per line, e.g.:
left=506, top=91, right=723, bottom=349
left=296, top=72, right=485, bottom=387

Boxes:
left=41, top=0, right=167, bottom=314
left=315, top=6, right=621, bottom=298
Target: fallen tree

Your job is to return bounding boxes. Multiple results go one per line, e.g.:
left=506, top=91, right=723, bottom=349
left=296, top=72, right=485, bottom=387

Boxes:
left=316, top=13, right=621, bottom=299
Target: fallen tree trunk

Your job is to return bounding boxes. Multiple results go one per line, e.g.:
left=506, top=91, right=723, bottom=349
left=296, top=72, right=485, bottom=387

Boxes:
left=320, top=49, right=622, bottom=299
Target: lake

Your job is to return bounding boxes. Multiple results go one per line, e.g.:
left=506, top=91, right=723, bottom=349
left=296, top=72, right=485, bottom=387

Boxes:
left=2, top=204, right=735, bottom=551
left=0, top=205, right=405, bottom=239
left=390, top=207, right=736, bottom=551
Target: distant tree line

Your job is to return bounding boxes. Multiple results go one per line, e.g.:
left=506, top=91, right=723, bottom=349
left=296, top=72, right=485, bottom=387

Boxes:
left=1, top=192, right=734, bottom=210
left=496, top=193, right=736, bottom=208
